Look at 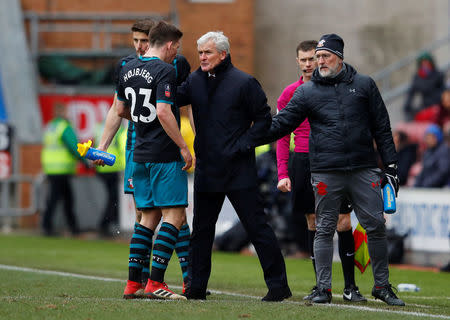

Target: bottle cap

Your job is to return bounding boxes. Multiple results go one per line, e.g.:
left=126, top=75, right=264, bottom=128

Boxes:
left=77, top=140, right=92, bottom=157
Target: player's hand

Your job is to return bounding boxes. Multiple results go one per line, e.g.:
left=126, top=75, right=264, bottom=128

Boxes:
left=277, top=177, right=291, bottom=192
left=93, top=146, right=107, bottom=166
left=180, top=146, right=193, bottom=171
left=92, top=159, right=105, bottom=167
left=381, top=163, right=399, bottom=197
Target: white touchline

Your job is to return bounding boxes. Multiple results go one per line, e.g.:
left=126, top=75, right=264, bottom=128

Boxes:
left=0, top=264, right=448, bottom=319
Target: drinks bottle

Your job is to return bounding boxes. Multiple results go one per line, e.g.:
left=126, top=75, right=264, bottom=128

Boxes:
left=397, top=283, right=420, bottom=292
left=77, top=140, right=116, bottom=166
left=383, top=183, right=396, bottom=214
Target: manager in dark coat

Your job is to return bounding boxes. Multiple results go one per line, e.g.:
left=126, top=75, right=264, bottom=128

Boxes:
left=177, top=31, right=291, bottom=301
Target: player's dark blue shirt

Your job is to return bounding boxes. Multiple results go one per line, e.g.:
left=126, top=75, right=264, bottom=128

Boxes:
left=117, top=56, right=179, bottom=163
left=172, top=54, right=191, bottom=87
left=114, top=53, right=137, bottom=86
left=115, top=54, right=191, bottom=153
left=114, top=54, right=138, bottom=152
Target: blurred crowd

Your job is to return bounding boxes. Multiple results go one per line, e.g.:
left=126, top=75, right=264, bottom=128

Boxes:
left=395, top=52, right=450, bottom=188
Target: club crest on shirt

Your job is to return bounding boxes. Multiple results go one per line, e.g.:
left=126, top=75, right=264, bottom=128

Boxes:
left=165, top=84, right=171, bottom=98
left=128, top=178, right=134, bottom=189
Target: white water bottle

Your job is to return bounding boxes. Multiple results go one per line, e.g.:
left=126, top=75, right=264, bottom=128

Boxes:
left=397, top=283, right=420, bottom=292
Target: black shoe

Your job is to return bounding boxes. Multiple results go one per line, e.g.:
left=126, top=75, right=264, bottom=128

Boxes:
left=372, top=284, right=405, bottom=306
left=311, top=288, right=332, bottom=303
left=303, top=286, right=320, bottom=301
left=186, top=293, right=206, bottom=300
left=261, top=286, right=292, bottom=302
left=185, top=287, right=207, bottom=300
left=343, top=285, right=367, bottom=302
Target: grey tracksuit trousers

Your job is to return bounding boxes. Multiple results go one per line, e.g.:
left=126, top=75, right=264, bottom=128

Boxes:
left=311, top=168, right=390, bottom=289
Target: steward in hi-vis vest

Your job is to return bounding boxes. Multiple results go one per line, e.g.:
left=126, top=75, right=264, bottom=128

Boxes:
left=41, top=104, right=86, bottom=237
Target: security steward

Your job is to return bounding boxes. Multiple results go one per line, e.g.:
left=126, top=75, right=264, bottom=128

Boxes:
left=41, top=103, right=87, bottom=236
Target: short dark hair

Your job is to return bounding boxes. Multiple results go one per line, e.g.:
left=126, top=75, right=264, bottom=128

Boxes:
left=131, top=19, right=155, bottom=35
left=149, top=21, right=183, bottom=47
left=296, top=40, right=318, bottom=55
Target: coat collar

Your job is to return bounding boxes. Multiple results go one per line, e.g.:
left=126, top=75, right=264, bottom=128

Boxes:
left=311, top=62, right=356, bottom=85
left=199, top=54, right=233, bottom=78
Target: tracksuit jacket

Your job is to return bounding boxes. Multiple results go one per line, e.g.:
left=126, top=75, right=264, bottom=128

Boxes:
left=255, top=63, right=397, bottom=171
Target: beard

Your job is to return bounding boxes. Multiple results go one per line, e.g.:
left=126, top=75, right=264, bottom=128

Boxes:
left=319, top=63, right=340, bottom=77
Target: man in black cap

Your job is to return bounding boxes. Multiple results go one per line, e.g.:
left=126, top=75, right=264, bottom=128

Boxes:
left=251, top=33, right=405, bottom=306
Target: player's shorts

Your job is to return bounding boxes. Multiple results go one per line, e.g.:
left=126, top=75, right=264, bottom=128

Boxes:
left=133, top=160, right=188, bottom=210
left=291, top=152, right=352, bottom=215
left=123, top=149, right=136, bottom=194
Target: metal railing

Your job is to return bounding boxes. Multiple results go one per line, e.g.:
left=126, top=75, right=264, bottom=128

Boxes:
left=373, top=33, right=450, bottom=103
left=0, top=174, right=44, bottom=216
left=381, top=61, right=450, bottom=104
left=24, top=10, right=177, bottom=60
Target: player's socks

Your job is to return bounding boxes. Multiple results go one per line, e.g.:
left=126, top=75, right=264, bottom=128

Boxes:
left=150, top=222, right=179, bottom=283
left=175, top=224, right=190, bottom=284
left=141, top=253, right=150, bottom=285
left=128, top=223, right=153, bottom=283
left=338, top=229, right=356, bottom=288
left=308, top=229, right=317, bottom=275
left=134, top=222, right=150, bottom=284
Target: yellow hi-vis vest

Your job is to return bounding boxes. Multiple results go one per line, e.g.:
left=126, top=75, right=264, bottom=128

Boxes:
left=41, top=118, right=77, bottom=175
left=95, top=124, right=126, bottom=173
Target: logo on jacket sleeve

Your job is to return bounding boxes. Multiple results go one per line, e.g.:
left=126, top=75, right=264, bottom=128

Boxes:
left=316, top=181, right=328, bottom=195
left=165, top=84, right=171, bottom=98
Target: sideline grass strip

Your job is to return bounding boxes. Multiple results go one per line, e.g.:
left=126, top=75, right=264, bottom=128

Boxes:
left=0, top=234, right=449, bottom=320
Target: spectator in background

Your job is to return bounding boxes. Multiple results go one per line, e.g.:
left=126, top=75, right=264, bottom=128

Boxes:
left=444, top=123, right=450, bottom=187
left=393, top=130, right=417, bottom=186
left=41, top=103, right=88, bottom=236
left=436, top=89, right=450, bottom=128
left=94, top=121, right=127, bottom=237
left=413, top=88, right=450, bottom=127
left=414, top=124, right=450, bottom=188
left=403, top=52, right=444, bottom=120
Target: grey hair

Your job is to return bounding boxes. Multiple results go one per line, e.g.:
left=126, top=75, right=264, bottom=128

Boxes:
left=197, top=31, right=230, bottom=54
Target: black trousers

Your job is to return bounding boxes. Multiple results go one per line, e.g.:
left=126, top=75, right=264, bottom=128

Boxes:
left=188, top=186, right=289, bottom=296
left=42, top=174, right=79, bottom=234
left=97, top=172, right=119, bottom=230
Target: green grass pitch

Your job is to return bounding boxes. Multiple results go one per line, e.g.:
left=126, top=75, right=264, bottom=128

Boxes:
left=0, top=234, right=448, bottom=320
